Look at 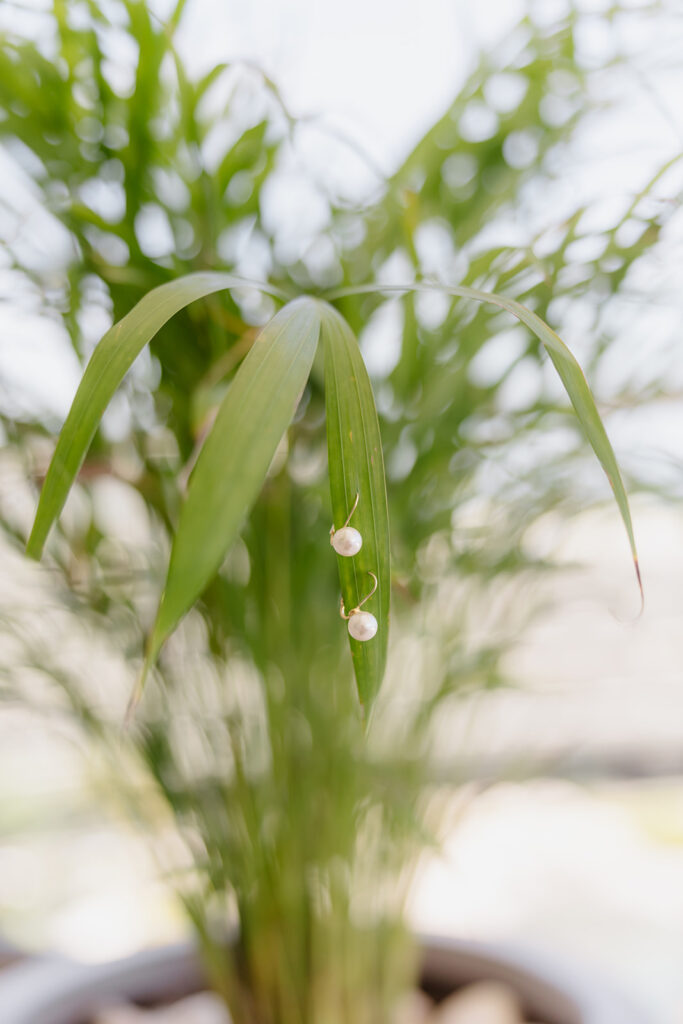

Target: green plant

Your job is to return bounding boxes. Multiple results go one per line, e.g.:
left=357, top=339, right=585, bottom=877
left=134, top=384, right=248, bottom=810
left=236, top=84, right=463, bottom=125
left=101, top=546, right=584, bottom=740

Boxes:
left=1, top=1, right=679, bottom=1021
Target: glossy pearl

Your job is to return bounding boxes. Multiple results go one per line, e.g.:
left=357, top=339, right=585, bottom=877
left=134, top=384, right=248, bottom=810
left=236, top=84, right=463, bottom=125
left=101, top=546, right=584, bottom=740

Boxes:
left=331, top=526, right=363, bottom=557
left=347, top=610, right=377, bottom=642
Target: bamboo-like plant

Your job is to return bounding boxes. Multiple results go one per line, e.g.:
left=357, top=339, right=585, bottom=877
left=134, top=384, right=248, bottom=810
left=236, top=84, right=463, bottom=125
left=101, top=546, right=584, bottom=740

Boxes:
left=1, top=1, right=678, bottom=1021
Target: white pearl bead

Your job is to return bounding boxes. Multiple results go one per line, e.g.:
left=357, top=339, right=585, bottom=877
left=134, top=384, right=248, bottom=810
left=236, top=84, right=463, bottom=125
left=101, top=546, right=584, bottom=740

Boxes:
left=347, top=610, right=377, bottom=641
left=331, top=526, right=363, bottom=557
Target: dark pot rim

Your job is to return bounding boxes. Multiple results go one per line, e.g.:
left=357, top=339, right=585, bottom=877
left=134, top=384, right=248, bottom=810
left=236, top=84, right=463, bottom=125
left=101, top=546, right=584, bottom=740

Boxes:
left=0, top=934, right=651, bottom=1024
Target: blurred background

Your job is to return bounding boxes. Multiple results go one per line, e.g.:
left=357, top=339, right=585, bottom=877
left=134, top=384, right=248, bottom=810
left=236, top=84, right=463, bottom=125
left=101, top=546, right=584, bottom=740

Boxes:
left=1, top=0, right=683, bottom=1021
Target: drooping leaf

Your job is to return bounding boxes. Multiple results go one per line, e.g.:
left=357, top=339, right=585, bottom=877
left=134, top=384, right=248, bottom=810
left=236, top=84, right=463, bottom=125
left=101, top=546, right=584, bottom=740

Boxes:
left=319, top=302, right=391, bottom=714
left=328, top=282, right=641, bottom=601
left=145, top=297, right=321, bottom=669
left=27, top=272, right=285, bottom=559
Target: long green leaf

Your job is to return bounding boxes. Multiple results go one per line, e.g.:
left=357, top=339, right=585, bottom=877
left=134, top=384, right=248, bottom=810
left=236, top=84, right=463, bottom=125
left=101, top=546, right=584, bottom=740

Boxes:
left=145, top=298, right=321, bottom=669
left=319, top=302, right=391, bottom=714
left=327, top=282, right=642, bottom=600
left=27, top=272, right=286, bottom=559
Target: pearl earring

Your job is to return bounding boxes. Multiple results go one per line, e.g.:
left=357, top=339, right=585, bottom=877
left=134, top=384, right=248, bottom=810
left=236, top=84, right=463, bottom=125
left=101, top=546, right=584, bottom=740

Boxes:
left=340, top=571, right=378, bottom=642
left=330, top=491, right=363, bottom=557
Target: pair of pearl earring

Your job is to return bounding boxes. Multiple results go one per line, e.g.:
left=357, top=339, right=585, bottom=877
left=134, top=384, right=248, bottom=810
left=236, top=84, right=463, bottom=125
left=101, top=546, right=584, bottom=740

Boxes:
left=330, top=492, right=378, bottom=642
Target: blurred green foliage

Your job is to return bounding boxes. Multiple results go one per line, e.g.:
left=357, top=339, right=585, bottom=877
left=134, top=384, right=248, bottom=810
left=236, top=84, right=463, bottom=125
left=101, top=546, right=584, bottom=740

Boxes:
left=0, top=1, right=679, bottom=1021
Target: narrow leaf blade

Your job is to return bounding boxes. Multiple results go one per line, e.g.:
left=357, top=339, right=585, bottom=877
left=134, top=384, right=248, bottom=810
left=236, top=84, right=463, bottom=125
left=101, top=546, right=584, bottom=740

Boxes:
left=27, top=272, right=283, bottom=559
left=146, top=297, right=321, bottom=664
left=450, top=283, right=642, bottom=599
left=327, top=281, right=641, bottom=600
left=319, top=302, right=390, bottom=713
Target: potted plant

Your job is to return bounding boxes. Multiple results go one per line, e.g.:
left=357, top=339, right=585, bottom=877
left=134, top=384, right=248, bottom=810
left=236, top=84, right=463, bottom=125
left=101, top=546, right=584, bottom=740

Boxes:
left=0, top=1, right=672, bottom=1020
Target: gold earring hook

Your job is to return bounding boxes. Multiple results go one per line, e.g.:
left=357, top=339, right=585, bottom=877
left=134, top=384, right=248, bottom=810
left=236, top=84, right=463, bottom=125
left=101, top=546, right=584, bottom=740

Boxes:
left=340, top=571, right=377, bottom=620
left=342, top=491, right=360, bottom=529
left=330, top=491, right=359, bottom=539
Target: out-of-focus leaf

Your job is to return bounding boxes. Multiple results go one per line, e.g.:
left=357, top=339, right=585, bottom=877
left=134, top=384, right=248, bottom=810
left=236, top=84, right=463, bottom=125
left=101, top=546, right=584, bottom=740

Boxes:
left=319, top=302, right=390, bottom=714
left=27, top=273, right=284, bottom=559
left=216, top=121, right=269, bottom=197
left=328, top=282, right=641, bottom=600
left=167, top=0, right=190, bottom=34
left=145, top=298, right=321, bottom=667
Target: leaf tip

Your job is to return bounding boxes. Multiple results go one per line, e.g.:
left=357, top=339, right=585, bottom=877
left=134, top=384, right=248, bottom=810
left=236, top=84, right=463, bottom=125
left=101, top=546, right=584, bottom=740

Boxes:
left=123, top=659, right=151, bottom=730
left=123, top=627, right=163, bottom=728
left=26, top=518, right=46, bottom=561
left=634, top=556, right=644, bottom=618
left=25, top=538, right=42, bottom=562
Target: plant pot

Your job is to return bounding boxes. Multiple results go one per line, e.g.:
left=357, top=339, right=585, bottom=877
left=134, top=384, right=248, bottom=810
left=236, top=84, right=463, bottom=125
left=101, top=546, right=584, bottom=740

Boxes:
left=0, top=935, right=651, bottom=1024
